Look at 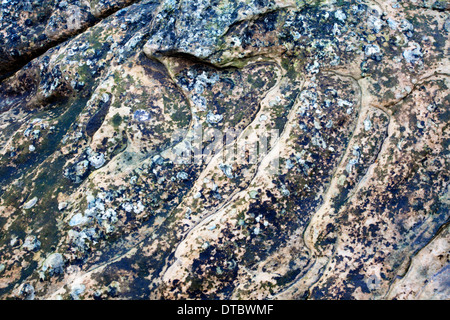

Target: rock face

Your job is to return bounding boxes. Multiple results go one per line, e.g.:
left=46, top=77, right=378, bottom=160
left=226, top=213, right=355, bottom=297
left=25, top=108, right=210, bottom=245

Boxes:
left=0, top=0, right=448, bottom=300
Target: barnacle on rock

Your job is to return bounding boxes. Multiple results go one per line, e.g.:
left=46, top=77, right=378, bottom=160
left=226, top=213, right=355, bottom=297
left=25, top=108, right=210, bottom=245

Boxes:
left=0, top=0, right=448, bottom=301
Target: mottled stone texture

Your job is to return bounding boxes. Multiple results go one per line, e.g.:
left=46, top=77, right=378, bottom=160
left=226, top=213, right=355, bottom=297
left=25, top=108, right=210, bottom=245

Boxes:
left=0, top=0, right=448, bottom=300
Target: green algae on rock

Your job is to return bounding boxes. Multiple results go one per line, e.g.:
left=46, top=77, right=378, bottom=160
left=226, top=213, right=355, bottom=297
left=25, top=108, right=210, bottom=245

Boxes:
left=0, top=0, right=449, bottom=300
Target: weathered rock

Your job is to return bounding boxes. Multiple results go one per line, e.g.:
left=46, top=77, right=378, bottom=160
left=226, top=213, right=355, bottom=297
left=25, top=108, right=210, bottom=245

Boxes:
left=17, top=283, right=35, bottom=300
left=41, top=253, right=65, bottom=276
left=70, top=284, right=86, bottom=300
left=0, top=0, right=448, bottom=301
left=21, top=235, right=41, bottom=251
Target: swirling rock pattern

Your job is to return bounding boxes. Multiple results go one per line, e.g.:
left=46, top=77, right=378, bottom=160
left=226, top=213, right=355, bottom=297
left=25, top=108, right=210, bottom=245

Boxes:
left=0, top=0, right=448, bottom=300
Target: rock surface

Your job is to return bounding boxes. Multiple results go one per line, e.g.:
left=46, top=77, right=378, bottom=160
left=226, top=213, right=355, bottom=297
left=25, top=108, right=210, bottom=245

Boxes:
left=0, top=0, right=448, bottom=300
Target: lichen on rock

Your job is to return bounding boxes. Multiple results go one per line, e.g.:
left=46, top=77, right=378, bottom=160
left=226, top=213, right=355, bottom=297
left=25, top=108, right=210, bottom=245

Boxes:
left=0, top=0, right=448, bottom=300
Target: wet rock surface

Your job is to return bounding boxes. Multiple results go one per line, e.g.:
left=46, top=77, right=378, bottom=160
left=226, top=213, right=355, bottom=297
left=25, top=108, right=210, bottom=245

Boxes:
left=0, top=0, right=448, bottom=300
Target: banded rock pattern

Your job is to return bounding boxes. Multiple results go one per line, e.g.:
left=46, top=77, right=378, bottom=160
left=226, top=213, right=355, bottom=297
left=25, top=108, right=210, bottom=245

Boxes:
left=0, top=0, right=449, bottom=300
